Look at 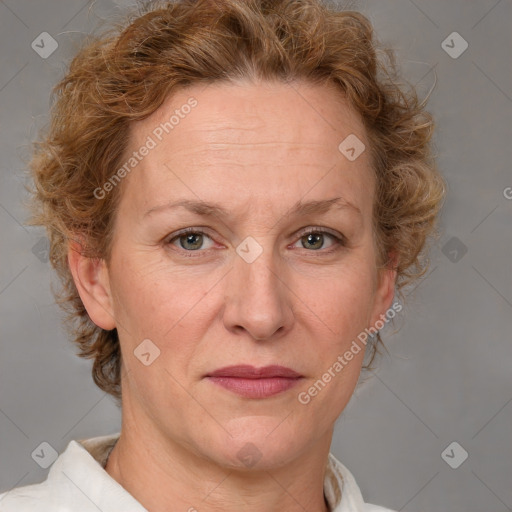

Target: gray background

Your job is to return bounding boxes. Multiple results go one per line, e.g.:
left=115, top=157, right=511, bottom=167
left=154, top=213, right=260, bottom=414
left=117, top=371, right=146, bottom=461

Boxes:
left=0, top=1, right=511, bottom=511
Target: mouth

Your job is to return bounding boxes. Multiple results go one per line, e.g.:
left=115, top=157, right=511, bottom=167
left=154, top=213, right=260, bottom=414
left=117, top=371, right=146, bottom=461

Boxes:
left=205, top=365, right=303, bottom=399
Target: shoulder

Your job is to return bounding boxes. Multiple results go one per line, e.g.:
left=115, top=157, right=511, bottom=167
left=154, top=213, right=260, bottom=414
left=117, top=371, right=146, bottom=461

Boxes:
left=0, top=479, right=55, bottom=511
left=0, top=439, right=83, bottom=511
left=0, top=433, right=122, bottom=511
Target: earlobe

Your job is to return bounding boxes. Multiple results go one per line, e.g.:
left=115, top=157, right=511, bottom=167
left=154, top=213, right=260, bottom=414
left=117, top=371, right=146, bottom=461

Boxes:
left=67, top=240, right=116, bottom=331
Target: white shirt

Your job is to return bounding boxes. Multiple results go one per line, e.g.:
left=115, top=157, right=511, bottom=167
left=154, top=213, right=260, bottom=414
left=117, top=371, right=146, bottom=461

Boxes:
left=0, top=433, right=396, bottom=511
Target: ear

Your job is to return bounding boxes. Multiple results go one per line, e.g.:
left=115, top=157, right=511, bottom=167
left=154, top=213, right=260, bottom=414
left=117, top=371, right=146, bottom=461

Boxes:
left=67, top=239, right=116, bottom=331
left=369, top=250, right=398, bottom=328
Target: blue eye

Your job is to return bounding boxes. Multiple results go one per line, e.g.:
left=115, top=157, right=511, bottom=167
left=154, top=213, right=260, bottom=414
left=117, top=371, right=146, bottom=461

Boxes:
left=165, top=227, right=346, bottom=256
left=293, top=229, right=345, bottom=252
left=168, top=228, right=214, bottom=251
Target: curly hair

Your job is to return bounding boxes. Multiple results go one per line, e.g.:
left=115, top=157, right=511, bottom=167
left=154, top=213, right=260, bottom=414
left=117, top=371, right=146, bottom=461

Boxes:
left=28, top=0, right=446, bottom=402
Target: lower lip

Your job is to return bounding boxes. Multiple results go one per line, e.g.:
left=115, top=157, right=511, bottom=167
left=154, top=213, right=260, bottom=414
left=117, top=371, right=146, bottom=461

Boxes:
left=206, top=376, right=302, bottom=398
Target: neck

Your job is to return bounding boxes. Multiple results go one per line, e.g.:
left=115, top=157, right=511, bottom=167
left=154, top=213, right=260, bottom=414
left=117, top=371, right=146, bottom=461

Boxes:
left=105, top=408, right=333, bottom=512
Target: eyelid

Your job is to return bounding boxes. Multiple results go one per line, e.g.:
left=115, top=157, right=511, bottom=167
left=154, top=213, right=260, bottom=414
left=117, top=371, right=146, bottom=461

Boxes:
left=294, top=225, right=346, bottom=242
left=165, top=226, right=216, bottom=245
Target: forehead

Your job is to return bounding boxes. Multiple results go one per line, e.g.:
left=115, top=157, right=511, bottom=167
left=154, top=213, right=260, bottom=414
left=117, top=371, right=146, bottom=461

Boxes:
left=134, top=79, right=367, bottom=151
left=121, top=79, right=374, bottom=220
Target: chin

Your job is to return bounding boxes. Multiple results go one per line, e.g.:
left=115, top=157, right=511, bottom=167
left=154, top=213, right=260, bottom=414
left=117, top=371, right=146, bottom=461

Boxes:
left=206, top=417, right=310, bottom=471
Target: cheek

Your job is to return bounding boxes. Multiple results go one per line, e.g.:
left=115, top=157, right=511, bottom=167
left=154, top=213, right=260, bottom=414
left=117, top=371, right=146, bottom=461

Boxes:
left=109, top=259, right=213, bottom=402
left=109, top=249, right=207, bottom=331
left=293, top=260, right=376, bottom=341
left=295, top=269, right=372, bottom=414
left=108, top=251, right=221, bottom=379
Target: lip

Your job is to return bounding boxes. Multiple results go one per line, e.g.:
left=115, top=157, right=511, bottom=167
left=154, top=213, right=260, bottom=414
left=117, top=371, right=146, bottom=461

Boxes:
left=205, top=365, right=303, bottom=399
left=207, top=365, right=302, bottom=379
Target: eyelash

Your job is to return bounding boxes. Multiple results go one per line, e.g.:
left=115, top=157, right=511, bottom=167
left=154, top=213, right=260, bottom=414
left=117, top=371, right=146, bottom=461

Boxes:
left=165, top=226, right=346, bottom=257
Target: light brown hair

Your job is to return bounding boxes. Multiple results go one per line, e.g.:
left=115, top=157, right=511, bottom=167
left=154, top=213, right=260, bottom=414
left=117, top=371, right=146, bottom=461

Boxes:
left=29, top=0, right=446, bottom=402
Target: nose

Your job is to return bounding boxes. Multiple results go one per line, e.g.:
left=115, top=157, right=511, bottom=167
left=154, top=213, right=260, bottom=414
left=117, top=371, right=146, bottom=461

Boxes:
left=222, top=243, right=294, bottom=341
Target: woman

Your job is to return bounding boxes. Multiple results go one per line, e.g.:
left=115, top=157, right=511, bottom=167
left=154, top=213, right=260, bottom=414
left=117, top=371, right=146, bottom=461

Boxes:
left=0, top=0, right=445, bottom=510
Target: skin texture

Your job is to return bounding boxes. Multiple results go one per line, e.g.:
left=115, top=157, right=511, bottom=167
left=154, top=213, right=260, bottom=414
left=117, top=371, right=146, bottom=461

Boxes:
left=68, top=79, right=396, bottom=512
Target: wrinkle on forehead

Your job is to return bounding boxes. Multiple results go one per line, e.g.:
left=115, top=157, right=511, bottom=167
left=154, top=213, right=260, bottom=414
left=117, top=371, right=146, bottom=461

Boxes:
left=120, top=80, right=375, bottom=227
left=168, top=141, right=338, bottom=160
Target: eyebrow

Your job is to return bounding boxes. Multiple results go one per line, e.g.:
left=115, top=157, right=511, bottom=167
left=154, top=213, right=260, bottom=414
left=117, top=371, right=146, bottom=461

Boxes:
left=143, top=196, right=362, bottom=219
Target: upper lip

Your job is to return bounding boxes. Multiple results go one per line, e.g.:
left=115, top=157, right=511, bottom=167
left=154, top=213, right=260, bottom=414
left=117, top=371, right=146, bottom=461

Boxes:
left=206, top=365, right=302, bottom=379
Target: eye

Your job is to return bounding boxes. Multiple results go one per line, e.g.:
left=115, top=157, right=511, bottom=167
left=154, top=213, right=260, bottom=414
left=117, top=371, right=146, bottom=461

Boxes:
left=166, top=228, right=215, bottom=251
left=165, top=226, right=346, bottom=255
left=292, top=228, right=345, bottom=252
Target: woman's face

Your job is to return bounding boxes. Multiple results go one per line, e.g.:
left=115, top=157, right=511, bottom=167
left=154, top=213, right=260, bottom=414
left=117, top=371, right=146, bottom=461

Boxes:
left=96, top=79, right=395, bottom=469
